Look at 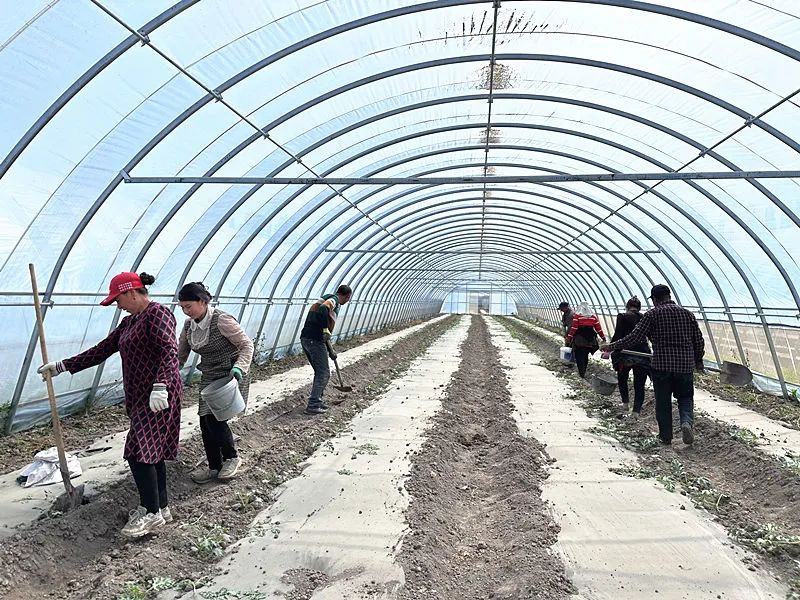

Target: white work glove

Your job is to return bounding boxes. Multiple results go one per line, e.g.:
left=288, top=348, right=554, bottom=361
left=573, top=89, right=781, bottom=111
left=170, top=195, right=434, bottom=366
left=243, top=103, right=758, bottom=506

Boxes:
left=149, top=383, right=169, bottom=412
left=37, top=361, right=65, bottom=381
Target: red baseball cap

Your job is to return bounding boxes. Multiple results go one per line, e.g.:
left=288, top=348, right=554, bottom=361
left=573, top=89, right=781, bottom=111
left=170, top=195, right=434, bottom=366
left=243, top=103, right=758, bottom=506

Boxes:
left=100, top=272, right=144, bottom=306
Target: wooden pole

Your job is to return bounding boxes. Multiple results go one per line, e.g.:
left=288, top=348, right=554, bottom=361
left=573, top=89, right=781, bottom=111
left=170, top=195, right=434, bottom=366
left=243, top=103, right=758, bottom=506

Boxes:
left=29, top=263, right=74, bottom=496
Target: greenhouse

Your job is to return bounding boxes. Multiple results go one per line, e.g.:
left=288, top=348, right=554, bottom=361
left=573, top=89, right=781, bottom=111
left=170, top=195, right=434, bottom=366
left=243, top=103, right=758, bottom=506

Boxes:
left=1, top=1, right=799, bottom=599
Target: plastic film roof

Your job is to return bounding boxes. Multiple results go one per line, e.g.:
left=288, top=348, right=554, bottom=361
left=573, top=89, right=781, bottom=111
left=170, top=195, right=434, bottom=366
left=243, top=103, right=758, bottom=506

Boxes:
left=1, top=0, right=800, bottom=430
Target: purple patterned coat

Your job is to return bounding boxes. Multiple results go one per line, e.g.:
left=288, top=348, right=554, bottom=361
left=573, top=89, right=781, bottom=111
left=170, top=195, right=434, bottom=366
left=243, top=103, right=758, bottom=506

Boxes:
left=62, top=302, right=182, bottom=463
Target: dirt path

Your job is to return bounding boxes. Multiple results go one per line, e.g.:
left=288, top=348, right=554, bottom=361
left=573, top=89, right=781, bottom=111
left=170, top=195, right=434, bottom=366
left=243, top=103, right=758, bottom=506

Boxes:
left=520, top=319, right=800, bottom=443
left=0, top=316, right=437, bottom=474
left=488, top=316, right=787, bottom=599
left=164, top=316, right=472, bottom=600
left=497, top=316, right=799, bottom=597
left=395, top=316, right=574, bottom=600
left=0, top=316, right=457, bottom=600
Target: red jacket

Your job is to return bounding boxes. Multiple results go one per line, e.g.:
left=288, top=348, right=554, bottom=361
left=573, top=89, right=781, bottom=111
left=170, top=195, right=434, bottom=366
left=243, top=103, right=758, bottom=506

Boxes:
left=566, top=314, right=606, bottom=347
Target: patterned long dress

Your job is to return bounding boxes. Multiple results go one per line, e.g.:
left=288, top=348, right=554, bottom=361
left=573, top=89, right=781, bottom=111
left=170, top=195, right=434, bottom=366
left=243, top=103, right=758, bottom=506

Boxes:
left=62, top=302, right=183, bottom=463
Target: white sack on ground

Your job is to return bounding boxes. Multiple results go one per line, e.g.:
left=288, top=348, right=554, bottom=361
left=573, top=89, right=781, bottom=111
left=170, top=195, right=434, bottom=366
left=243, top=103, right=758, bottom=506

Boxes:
left=18, top=447, right=82, bottom=487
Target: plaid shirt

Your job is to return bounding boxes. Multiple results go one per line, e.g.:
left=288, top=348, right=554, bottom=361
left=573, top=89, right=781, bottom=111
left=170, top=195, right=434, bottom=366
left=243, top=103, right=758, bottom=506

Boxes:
left=608, top=301, right=704, bottom=373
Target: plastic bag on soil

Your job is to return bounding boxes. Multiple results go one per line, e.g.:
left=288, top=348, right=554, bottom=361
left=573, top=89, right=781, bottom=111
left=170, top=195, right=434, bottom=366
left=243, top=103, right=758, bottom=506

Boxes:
left=17, top=447, right=82, bottom=487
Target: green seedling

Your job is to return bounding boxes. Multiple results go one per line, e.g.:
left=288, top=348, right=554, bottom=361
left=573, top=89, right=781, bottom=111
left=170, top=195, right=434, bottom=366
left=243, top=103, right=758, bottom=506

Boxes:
left=118, top=582, right=147, bottom=600
left=733, top=523, right=800, bottom=558
left=728, top=425, right=760, bottom=447
left=192, top=525, right=230, bottom=560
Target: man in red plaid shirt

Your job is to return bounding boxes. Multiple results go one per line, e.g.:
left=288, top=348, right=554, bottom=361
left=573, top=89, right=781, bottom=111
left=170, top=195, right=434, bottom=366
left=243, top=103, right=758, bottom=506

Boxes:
left=602, top=284, right=705, bottom=445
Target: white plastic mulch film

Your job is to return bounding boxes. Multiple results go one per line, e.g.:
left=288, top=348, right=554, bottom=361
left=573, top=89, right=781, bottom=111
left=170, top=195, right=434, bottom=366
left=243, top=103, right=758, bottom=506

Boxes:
left=1, top=0, right=799, bottom=432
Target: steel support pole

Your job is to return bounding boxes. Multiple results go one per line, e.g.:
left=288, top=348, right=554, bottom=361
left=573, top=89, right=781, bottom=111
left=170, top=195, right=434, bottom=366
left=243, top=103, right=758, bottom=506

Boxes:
left=124, top=170, right=800, bottom=185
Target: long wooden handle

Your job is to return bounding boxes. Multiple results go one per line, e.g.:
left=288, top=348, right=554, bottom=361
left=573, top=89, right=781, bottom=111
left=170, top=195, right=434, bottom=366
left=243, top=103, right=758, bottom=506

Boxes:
left=29, top=264, right=73, bottom=494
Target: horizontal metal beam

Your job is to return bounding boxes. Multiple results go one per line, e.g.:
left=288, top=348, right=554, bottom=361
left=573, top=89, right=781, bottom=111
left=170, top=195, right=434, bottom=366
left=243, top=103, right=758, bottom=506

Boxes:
left=400, top=277, right=560, bottom=282
left=123, top=170, right=800, bottom=185
left=325, top=250, right=661, bottom=255
left=380, top=268, right=591, bottom=273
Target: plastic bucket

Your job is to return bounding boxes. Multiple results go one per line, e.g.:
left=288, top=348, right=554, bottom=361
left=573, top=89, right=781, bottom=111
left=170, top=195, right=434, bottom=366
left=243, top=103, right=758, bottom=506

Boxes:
left=591, top=373, right=618, bottom=396
left=559, top=346, right=573, bottom=364
left=201, top=376, right=245, bottom=421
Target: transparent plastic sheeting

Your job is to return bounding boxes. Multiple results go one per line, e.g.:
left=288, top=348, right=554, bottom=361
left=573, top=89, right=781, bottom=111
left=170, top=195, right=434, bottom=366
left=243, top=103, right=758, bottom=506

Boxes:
left=1, top=0, right=800, bottom=431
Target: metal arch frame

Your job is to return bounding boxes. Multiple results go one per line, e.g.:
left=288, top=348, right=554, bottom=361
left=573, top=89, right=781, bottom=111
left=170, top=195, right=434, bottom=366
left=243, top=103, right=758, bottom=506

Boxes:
left=8, top=21, right=800, bottom=307
left=336, top=221, right=623, bottom=333
left=211, top=106, right=749, bottom=363
left=158, top=85, right=800, bottom=317
left=241, top=172, right=627, bottom=356
left=338, top=215, right=639, bottom=338
left=327, top=186, right=668, bottom=332
left=247, top=183, right=628, bottom=355
left=129, top=51, right=800, bottom=287
left=301, top=214, right=624, bottom=329
left=75, top=59, right=800, bottom=409
left=314, top=142, right=785, bottom=385
left=265, top=183, right=668, bottom=358
left=334, top=230, right=586, bottom=337
left=306, top=185, right=724, bottom=362
left=310, top=201, right=636, bottom=327
left=236, top=137, right=769, bottom=384
left=234, top=135, right=764, bottom=326
left=202, top=109, right=764, bottom=376
left=258, top=217, right=618, bottom=358
left=7, top=3, right=800, bottom=428
left=47, top=53, right=800, bottom=305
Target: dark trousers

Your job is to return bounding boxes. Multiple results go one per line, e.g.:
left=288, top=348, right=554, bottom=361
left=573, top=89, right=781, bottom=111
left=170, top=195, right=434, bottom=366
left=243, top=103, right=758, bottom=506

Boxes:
left=301, top=337, right=330, bottom=408
left=618, top=365, right=649, bottom=412
left=128, top=459, right=167, bottom=514
left=651, top=370, right=694, bottom=442
left=574, top=348, right=590, bottom=377
left=200, top=413, right=237, bottom=472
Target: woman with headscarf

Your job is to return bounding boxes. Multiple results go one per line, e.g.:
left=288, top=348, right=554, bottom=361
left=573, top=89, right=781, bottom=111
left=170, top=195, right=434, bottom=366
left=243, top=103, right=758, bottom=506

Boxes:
left=38, top=272, right=182, bottom=538
left=565, top=301, right=607, bottom=378
left=611, top=296, right=651, bottom=417
left=177, top=282, right=254, bottom=484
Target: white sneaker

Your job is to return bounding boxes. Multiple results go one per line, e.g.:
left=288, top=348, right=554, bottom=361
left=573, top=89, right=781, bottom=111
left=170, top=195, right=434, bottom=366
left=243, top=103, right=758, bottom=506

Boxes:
left=125, top=505, right=146, bottom=526
left=218, top=457, right=241, bottom=480
left=121, top=509, right=164, bottom=538
left=160, top=506, right=173, bottom=523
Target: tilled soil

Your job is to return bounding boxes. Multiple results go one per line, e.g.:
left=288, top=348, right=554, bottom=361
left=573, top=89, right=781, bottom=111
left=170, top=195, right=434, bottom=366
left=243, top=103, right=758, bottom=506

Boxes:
left=498, top=316, right=800, bottom=594
left=397, top=316, right=574, bottom=600
left=0, top=316, right=456, bottom=600
left=527, top=321, right=800, bottom=430
left=694, top=371, right=800, bottom=431
left=0, top=316, right=435, bottom=474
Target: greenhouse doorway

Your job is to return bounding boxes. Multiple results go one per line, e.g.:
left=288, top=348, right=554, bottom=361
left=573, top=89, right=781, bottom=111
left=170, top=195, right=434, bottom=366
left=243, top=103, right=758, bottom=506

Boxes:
left=442, top=285, right=516, bottom=315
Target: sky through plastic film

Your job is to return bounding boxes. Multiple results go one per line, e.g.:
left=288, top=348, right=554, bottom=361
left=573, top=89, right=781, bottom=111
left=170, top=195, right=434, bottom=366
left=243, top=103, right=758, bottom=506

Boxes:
left=1, top=0, right=800, bottom=430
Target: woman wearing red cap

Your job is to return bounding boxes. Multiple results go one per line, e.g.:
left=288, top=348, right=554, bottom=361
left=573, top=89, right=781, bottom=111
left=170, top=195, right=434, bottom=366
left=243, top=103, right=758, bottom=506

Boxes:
left=38, top=271, right=182, bottom=538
